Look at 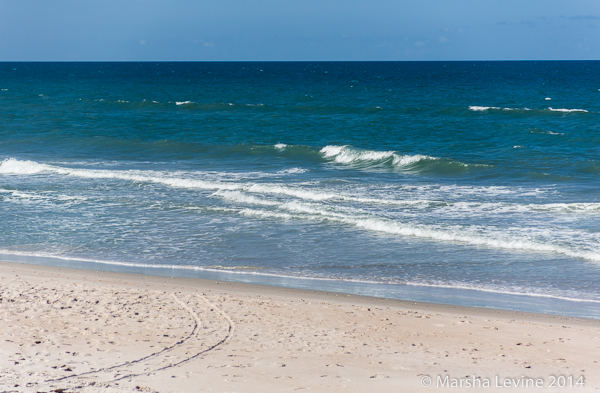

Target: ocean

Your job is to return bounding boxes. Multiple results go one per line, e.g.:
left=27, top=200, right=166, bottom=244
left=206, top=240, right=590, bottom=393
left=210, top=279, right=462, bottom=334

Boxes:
left=1, top=61, right=599, bottom=318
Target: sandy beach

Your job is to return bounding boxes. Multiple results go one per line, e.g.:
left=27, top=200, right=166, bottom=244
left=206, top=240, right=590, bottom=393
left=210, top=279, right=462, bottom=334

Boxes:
left=0, top=261, right=598, bottom=393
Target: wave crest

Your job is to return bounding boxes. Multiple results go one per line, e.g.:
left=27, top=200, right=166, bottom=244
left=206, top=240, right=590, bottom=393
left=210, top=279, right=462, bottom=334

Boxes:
left=320, top=145, right=437, bottom=169
left=0, top=158, right=50, bottom=174
left=548, top=107, right=588, bottom=113
left=469, top=105, right=590, bottom=113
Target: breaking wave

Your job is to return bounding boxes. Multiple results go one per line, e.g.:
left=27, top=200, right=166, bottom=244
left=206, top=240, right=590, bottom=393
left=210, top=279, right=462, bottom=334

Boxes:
left=2, top=158, right=600, bottom=262
left=317, top=145, right=479, bottom=173
left=320, top=145, right=436, bottom=167
left=469, top=106, right=591, bottom=113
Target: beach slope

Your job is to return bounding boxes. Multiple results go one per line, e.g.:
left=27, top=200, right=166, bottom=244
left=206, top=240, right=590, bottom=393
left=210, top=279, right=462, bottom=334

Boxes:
left=0, top=261, right=598, bottom=392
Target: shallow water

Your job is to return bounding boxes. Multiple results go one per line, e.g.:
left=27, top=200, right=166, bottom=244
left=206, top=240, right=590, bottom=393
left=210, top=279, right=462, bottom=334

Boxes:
left=1, top=61, right=599, bottom=317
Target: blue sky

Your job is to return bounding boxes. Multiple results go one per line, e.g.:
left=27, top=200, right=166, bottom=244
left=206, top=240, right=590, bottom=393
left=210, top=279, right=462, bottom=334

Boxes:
left=1, top=0, right=599, bottom=61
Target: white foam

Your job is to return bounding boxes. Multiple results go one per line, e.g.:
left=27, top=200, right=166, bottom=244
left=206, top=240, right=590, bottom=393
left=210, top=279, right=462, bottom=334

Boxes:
left=0, top=159, right=342, bottom=204
left=239, top=208, right=293, bottom=220
left=320, top=145, right=346, bottom=157
left=469, top=106, right=500, bottom=111
left=277, top=167, right=308, bottom=174
left=437, top=184, right=515, bottom=196
left=531, top=129, right=563, bottom=135
left=545, top=97, right=552, bottom=101
left=0, top=158, right=50, bottom=174
left=246, top=183, right=435, bottom=206
left=202, top=265, right=265, bottom=270
left=0, top=159, right=532, bottom=209
left=214, top=190, right=279, bottom=206
left=280, top=201, right=359, bottom=219
left=234, top=205, right=600, bottom=262
left=4, top=158, right=600, bottom=262
left=215, top=183, right=433, bottom=208
left=392, top=154, right=433, bottom=166
left=320, top=145, right=435, bottom=168
left=0, top=158, right=236, bottom=191
left=0, top=158, right=305, bottom=186
left=4, top=190, right=48, bottom=201
left=469, top=106, right=531, bottom=112
left=0, top=160, right=556, bottom=206
left=433, top=201, right=600, bottom=215
left=349, top=218, right=600, bottom=262
left=0, top=189, right=88, bottom=205
left=0, top=160, right=352, bottom=209
left=528, top=202, right=600, bottom=213
left=176, top=101, right=194, bottom=105
left=274, top=143, right=287, bottom=150
left=246, top=183, right=341, bottom=202
left=548, top=107, right=588, bottom=113
left=402, top=281, right=600, bottom=304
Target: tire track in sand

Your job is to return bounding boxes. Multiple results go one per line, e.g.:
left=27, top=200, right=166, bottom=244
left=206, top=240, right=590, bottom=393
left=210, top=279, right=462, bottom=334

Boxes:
left=44, top=291, right=235, bottom=390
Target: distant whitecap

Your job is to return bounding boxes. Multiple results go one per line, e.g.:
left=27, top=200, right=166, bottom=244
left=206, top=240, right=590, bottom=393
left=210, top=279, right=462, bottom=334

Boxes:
left=469, top=106, right=500, bottom=111
left=548, top=107, right=588, bottom=113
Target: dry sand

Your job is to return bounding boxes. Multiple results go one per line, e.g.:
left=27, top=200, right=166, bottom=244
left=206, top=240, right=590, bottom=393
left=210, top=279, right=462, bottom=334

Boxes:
left=0, top=261, right=598, bottom=393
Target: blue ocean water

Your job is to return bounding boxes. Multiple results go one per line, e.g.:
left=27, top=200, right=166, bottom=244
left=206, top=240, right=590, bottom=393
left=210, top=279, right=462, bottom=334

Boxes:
left=1, top=61, right=599, bottom=318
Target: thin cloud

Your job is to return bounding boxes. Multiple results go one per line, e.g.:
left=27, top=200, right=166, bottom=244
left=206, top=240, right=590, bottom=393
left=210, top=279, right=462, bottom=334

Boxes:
left=570, top=15, right=600, bottom=20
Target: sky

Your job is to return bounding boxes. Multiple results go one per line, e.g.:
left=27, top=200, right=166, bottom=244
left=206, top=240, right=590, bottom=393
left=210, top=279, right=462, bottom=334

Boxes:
left=1, top=0, right=599, bottom=61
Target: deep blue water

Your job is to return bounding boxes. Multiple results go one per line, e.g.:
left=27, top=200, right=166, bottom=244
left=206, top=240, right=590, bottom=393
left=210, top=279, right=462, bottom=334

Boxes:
left=1, top=61, right=600, bottom=317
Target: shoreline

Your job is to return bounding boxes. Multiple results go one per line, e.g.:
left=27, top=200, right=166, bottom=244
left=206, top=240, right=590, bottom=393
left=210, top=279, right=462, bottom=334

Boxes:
left=3, top=254, right=600, bottom=321
left=1, top=260, right=599, bottom=392
left=2, top=260, right=598, bottom=326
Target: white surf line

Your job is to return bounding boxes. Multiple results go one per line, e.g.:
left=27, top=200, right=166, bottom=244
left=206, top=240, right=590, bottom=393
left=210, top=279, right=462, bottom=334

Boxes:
left=237, top=207, right=600, bottom=262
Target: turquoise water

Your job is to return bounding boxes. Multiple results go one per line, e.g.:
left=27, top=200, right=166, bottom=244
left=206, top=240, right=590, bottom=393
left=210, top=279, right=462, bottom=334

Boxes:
left=1, top=61, right=600, bottom=317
